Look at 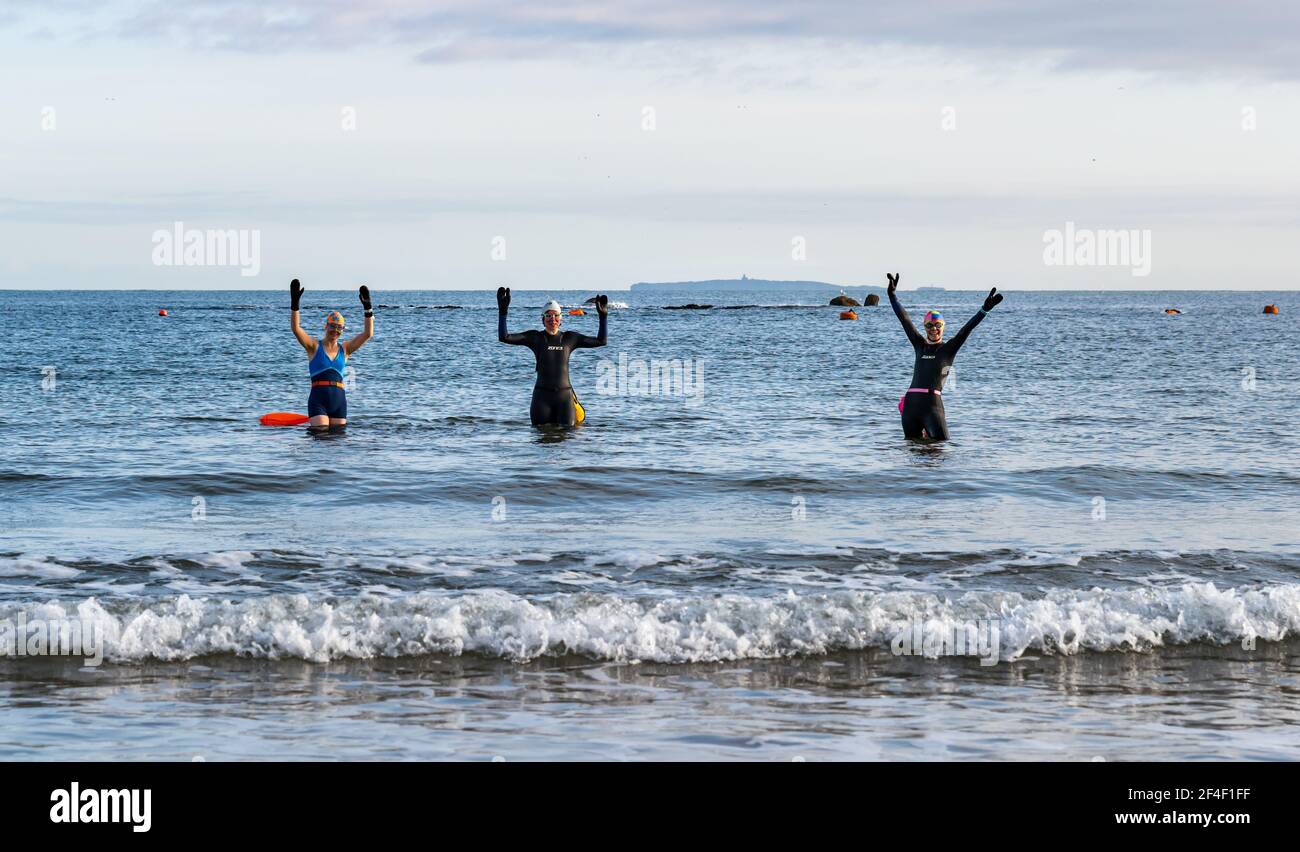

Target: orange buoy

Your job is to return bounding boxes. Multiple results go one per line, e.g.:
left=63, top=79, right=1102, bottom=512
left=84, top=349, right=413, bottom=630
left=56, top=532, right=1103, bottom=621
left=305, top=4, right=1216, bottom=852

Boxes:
left=158, top=309, right=168, bottom=316
left=568, top=308, right=585, bottom=316
left=1264, top=304, right=1279, bottom=314
left=839, top=310, right=858, bottom=320
left=260, top=412, right=310, bottom=427
left=1164, top=308, right=1181, bottom=315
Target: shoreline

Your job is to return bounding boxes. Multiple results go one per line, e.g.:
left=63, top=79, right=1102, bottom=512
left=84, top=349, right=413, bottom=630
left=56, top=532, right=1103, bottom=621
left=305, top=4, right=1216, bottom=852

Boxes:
left=3, top=641, right=1295, bottom=760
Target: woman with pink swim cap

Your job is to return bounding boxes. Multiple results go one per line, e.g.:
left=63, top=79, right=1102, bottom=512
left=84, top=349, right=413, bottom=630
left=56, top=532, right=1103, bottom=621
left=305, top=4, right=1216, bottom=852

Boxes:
left=886, top=272, right=1003, bottom=441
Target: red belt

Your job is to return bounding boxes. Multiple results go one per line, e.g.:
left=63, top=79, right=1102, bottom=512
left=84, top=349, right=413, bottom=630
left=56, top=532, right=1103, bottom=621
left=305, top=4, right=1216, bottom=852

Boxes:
left=311, top=381, right=345, bottom=388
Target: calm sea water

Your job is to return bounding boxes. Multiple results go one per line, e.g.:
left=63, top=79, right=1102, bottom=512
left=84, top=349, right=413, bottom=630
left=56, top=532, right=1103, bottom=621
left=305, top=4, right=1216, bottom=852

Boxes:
left=2, top=287, right=1298, bottom=760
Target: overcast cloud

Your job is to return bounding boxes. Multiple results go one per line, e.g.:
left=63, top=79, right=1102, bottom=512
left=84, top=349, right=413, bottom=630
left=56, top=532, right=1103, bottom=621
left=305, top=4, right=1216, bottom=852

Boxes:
left=1, top=1, right=1294, bottom=78
left=2, top=1, right=1297, bottom=289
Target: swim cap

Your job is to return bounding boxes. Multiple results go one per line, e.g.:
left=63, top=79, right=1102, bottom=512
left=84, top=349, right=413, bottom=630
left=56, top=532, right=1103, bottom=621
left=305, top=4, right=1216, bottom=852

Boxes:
left=325, top=311, right=345, bottom=328
left=923, top=310, right=944, bottom=324
left=544, top=300, right=562, bottom=315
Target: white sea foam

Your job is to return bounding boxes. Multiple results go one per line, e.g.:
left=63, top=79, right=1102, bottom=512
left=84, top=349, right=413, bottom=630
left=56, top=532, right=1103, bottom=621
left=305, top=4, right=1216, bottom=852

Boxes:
left=1006, top=552, right=1084, bottom=568
left=587, top=550, right=673, bottom=571
left=199, top=551, right=256, bottom=569
left=0, top=555, right=81, bottom=580
left=369, top=554, right=475, bottom=577
left=146, top=558, right=183, bottom=577
left=1, top=582, right=1297, bottom=665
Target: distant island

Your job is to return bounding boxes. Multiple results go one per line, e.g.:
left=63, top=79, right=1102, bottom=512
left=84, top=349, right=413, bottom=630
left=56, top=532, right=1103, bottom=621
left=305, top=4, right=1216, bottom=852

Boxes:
left=630, top=277, right=942, bottom=293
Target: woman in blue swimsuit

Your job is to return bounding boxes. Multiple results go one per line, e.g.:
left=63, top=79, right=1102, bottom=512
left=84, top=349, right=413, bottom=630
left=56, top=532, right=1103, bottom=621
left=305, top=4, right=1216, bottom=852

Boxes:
left=289, top=278, right=374, bottom=428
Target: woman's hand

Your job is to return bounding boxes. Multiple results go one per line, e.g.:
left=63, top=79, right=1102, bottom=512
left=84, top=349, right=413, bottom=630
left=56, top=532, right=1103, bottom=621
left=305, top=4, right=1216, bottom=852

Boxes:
left=289, top=279, right=314, bottom=351
left=982, top=287, right=1003, bottom=311
left=359, top=285, right=372, bottom=314
left=887, top=273, right=899, bottom=296
left=595, top=294, right=609, bottom=316
left=497, top=286, right=511, bottom=312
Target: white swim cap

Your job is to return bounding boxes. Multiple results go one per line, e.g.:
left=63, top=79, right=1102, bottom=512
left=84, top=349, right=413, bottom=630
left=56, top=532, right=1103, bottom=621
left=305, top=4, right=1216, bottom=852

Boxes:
left=544, top=300, right=562, bottom=314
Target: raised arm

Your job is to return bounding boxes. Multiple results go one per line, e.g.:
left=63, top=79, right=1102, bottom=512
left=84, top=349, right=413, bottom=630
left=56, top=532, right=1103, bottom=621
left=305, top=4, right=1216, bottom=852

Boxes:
left=497, top=286, right=530, bottom=344
left=571, top=294, right=609, bottom=348
left=289, top=278, right=316, bottom=354
left=886, top=273, right=924, bottom=347
left=947, top=287, right=1003, bottom=355
left=344, top=285, right=374, bottom=355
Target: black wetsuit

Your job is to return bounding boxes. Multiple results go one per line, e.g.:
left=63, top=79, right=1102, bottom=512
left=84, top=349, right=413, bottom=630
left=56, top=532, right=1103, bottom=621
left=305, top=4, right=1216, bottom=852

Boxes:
left=890, top=291, right=986, bottom=441
left=499, top=313, right=607, bottom=425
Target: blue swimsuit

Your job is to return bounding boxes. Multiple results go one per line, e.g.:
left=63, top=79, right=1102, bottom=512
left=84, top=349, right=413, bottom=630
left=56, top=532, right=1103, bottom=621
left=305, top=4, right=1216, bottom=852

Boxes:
left=307, top=339, right=347, bottom=419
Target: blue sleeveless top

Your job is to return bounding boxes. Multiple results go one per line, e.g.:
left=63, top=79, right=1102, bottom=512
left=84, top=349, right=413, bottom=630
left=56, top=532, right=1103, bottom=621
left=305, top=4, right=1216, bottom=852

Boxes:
left=309, top=339, right=347, bottom=379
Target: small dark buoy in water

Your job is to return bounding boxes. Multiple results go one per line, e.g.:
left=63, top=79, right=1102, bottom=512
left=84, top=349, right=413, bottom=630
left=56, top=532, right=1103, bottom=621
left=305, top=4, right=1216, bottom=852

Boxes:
left=1264, top=304, right=1279, bottom=314
left=158, top=309, right=168, bottom=317
left=1164, top=308, right=1181, bottom=315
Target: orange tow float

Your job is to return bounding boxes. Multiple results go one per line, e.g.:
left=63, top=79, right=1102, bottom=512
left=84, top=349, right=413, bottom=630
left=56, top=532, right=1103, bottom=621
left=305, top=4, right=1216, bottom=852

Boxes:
left=260, top=412, right=310, bottom=427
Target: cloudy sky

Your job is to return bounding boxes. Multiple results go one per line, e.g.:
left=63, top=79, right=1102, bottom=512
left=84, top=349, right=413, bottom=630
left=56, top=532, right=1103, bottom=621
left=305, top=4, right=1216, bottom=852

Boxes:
left=2, top=0, right=1297, bottom=289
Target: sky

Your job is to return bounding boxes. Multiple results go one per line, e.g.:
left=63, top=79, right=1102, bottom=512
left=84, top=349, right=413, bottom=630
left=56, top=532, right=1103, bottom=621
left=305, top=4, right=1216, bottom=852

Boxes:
left=1, top=1, right=1298, bottom=290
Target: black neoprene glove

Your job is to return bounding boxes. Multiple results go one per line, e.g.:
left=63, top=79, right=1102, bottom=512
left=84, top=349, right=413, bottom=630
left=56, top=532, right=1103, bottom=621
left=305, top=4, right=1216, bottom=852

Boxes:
left=290, top=279, right=304, bottom=311
left=497, top=286, right=511, bottom=313
left=359, top=285, right=372, bottom=316
left=982, top=287, right=1003, bottom=312
left=887, top=273, right=899, bottom=296
left=595, top=294, right=609, bottom=316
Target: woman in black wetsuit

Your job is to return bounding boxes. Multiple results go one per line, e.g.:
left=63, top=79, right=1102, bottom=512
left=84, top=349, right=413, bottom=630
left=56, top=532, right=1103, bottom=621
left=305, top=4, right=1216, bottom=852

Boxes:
left=887, top=272, right=1003, bottom=441
left=497, top=288, right=608, bottom=425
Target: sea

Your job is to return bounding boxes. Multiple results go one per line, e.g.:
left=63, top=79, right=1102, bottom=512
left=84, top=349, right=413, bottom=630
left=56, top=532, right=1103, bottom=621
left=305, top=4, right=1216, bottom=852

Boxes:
left=2, top=286, right=1298, bottom=760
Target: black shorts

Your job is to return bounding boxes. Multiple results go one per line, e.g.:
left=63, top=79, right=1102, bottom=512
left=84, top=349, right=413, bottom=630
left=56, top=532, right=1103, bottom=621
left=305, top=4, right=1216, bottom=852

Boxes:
left=308, top=384, right=347, bottom=419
